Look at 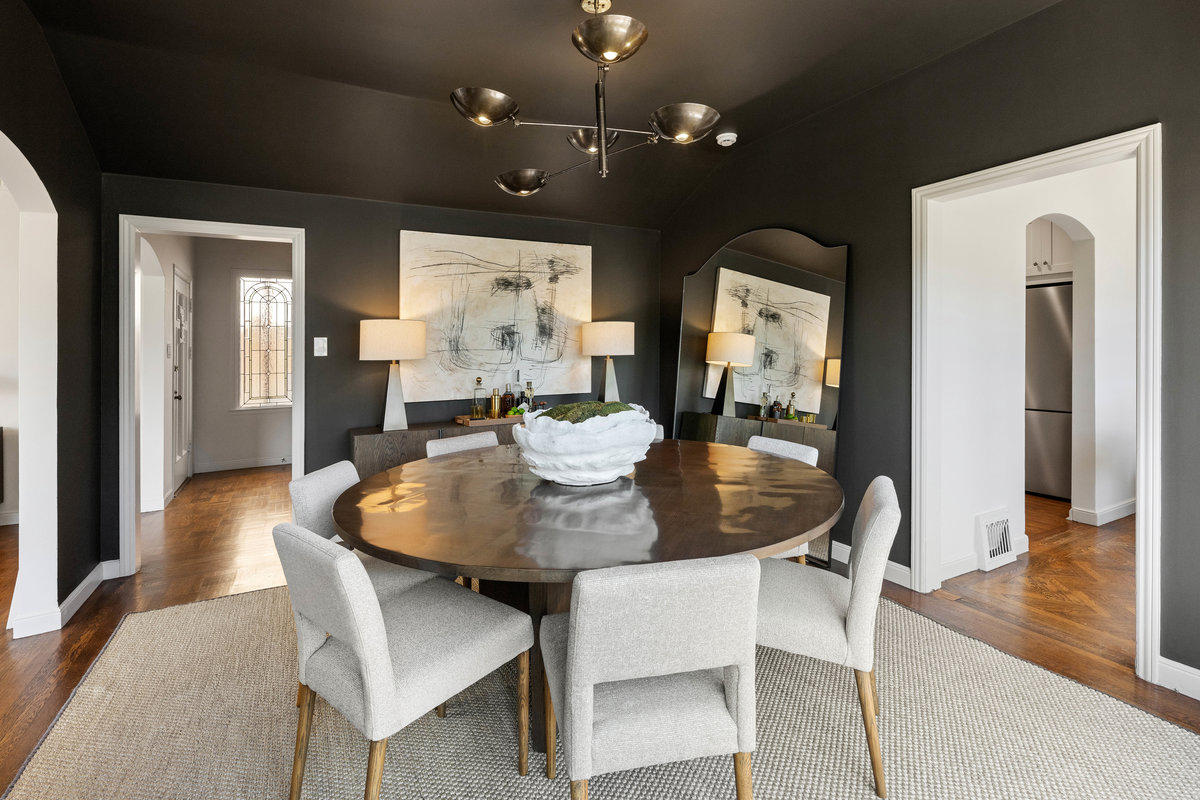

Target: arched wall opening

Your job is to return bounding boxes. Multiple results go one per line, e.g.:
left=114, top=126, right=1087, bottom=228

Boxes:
left=0, top=129, right=61, bottom=638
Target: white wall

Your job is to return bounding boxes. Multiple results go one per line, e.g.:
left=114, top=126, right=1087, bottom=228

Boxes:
left=0, top=184, right=18, bottom=525
left=138, top=234, right=194, bottom=506
left=192, top=237, right=292, bottom=473
left=927, top=158, right=1136, bottom=580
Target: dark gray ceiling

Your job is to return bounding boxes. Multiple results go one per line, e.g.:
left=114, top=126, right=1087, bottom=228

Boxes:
left=28, top=0, right=1060, bottom=228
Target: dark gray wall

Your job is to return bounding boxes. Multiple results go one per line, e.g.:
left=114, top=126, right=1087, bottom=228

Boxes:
left=674, top=246, right=845, bottom=431
left=660, top=0, right=1200, bottom=668
left=100, top=174, right=660, bottom=559
left=0, top=0, right=102, bottom=602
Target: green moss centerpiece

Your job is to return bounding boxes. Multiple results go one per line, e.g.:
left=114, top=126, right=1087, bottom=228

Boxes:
left=512, top=400, right=658, bottom=486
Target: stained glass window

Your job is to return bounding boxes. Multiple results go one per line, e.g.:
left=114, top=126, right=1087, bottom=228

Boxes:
left=238, top=276, right=293, bottom=408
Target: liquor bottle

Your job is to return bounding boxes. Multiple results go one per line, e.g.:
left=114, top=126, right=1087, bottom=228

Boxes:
left=524, top=380, right=535, bottom=407
left=785, top=392, right=796, bottom=419
left=489, top=388, right=502, bottom=419
left=501, top=383, right=515, bottom=415
left=471, top=377, right=486, bottom=420
left=771, top=396, right=784, bottom=419
left=759, top=391, right=770, bottom=418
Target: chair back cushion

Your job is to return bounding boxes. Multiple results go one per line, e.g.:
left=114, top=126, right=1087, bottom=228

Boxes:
left=747, top=435, right=818, bottom=466
left=425, top=430, right=499, bottom=458
left=272, top=523, right=395, bottom=718
left=845, top=476, right=902, bottom=667
left=289, top=461, right=360, bottom=539
left=568, top=554, right=760, bottom=685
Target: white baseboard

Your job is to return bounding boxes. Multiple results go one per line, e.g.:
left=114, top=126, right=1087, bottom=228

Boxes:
left=940, top=554, right=980, bottom=583
left=0, top=510, right=18, bottom=526
left=8, top=608, right=61, bottom=638
left=1157, top=656, right=1200, bottom=702
left=1070, top=499, right=1136, bottom=527
left=831, top=541, right=913, bottom=589
left=59, top=562, right=105, bottom=627
left=100, top=559, right=122, bottom=580
left=194, top=455, right=292, bottom=473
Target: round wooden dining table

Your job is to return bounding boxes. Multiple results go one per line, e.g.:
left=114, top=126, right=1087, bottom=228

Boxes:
left=333, top=438, right=844, bottom=750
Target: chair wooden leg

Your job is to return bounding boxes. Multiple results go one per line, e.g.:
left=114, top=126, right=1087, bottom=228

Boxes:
left=518, top=650, right=530, bottom=776
left=870, top=669, right=879, bottom=716
left=290, top=684, right=317, bottom=800
left=733, top=752, right=753, bottom=800
left=435, top=702, right=446, bottom=718
left=296, top=681, right=304, bottom=707
left=471, top=577, right=480, bottom=593
left=365, top=739, right=388, bottom=800
left=544, top=672, right=557, bottom=779
left=854, top=669, right=887, bottom=798
left=570, top=779, right=588, bottom=800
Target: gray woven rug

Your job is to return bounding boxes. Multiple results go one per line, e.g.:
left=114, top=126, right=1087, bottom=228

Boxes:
left=4, top=588, right=1199, bottom=799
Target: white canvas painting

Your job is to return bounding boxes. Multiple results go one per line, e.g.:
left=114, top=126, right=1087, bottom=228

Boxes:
left=399, top=231, right=592, bottom=401
left=703, top=267, right=830, bottom=412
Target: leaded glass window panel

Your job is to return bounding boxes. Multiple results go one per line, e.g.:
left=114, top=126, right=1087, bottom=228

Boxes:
left=239, top=276, right=293, bottom=408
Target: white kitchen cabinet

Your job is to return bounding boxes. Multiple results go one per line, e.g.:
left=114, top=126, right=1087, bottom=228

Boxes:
left=1026, top=218, right=1073, bottom=276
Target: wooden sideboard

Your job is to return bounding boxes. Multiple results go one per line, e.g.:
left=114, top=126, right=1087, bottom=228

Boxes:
left=677, top=411, right=837, bottom=474
left=350, top=422, right=519, bottom=478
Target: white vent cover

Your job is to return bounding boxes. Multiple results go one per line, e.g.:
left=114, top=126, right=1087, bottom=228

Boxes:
left=975, top=509, right=1017, bottom=571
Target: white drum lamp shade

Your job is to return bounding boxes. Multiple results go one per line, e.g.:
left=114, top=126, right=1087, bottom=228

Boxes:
left=825, top=358, right=841, bottom=388
left=706, top=331, right=756, bottom=417
left=360, top=319, right=426, bottom=431
left=581, top=321, right=635, bottom=402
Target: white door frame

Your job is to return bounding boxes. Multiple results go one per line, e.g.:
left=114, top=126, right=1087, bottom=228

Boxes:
left=118, top=215, right=306, bottom=577
left=911, top=125, right=1162, bottom=682
left=1, top=131, right=60, bottom=638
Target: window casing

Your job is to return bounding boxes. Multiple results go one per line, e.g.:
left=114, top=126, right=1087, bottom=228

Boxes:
left=238, top=275, right=293, bottom=409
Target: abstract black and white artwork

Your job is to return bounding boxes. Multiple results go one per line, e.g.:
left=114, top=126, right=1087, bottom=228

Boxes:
left=399, top=231, right=592, bottom=401
left=703, top=267, right=830, bottom=412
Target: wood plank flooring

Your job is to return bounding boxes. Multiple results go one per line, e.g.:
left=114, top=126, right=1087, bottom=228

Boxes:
left=0, top=466, right=291, bottom=789
left=1, top=473, right=1198, bottom=793
left=885, top=494, right=1200, bottom=733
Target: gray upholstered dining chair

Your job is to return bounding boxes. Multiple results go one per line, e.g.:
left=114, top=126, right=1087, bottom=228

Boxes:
left=289, top=460, right=434, bottom=592
left=756, top=475, right=902, bottom=798
left=746, top=435, right=827, bottom=564
left=273, top=522, right=535, bottom=800
left=653, top=423, right=665, bottom=442
left=426, top=430, right=499, bottom=458
left=540, top=554, right=761, bottom=800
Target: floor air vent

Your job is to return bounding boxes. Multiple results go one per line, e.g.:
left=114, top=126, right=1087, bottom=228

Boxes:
left=976, top=509, right=1017, bottom=571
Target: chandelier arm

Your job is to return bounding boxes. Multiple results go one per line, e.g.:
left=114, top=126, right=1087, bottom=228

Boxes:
left=515, top=119, right=655, bottom=137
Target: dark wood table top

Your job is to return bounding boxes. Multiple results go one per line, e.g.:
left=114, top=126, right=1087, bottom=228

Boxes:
left=333, top=440, right=844, bottom=583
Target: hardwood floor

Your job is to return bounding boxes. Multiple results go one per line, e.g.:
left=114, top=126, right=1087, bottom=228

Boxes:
left=885, top=494, right=1200, bottom=733
left=1, top=473, right=1198, bottom=792
left=0, top=466, right=290, bottom=789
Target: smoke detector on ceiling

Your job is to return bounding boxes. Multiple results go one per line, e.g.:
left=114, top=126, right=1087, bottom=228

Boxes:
left=581, top=0, right=612, bottom=12
left=716, top=132, right=738, bottom=147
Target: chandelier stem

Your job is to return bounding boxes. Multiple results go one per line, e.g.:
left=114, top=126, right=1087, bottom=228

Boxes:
left=595, top=65, right=610, bottom=178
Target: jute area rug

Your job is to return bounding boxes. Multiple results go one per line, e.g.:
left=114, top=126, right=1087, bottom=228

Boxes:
left=4, top=588, right=1198, bottom=799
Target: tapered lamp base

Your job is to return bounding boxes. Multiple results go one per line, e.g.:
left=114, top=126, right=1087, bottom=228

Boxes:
left=598, top=355, right=620, bottom=403
left=382, top=361, right=408, bottom=431
left=710, top=362, right=737, bottom=417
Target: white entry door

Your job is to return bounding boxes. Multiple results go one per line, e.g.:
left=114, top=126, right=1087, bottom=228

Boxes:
left=171, top=275, right=193, bottom=493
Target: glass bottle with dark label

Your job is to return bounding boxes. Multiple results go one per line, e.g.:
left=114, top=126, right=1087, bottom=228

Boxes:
left=471, top=377, right=486, bottom=420
left=524, top=380, right=535, bottom=408
left=771, top=396, right=784, bottom=419
left=489, top=388, right=502, bottom=419
left=501, top=384, right=515, bottom=415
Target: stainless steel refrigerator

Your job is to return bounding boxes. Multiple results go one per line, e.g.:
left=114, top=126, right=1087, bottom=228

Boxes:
left=1025, top=283, right=1072, bottom=499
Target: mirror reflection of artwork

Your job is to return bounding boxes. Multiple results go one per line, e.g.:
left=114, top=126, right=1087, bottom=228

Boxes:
left=399, top=231, right=592, bottom=401
left=704, top=267, right=830, bottom=412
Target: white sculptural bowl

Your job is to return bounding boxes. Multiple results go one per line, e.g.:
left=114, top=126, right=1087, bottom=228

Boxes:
left=512, top=403, right=658, bottom=486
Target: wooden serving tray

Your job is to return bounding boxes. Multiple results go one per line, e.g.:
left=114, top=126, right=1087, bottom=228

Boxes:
left=453, top=414, right=526, bottom=428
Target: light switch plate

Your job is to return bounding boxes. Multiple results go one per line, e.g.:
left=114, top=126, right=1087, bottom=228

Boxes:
left=313, top=337, right=328, bottom=357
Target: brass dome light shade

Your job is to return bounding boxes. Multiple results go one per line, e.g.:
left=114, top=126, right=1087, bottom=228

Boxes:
left=450, top=87, right=520, bottom=127
left=571, top=14, right=648, bottom=64
left=649, top=103, right=721, bottom=143
left=567, top=128, right=620, bottom=154
left=494, top=169, right=550, bottom=196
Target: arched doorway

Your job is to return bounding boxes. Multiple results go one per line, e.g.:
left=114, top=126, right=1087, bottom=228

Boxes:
left=1, top=129, right=61, bottom=638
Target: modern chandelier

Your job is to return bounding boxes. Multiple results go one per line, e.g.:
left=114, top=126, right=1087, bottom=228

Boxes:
left=450, top=6, right=721, bottom=197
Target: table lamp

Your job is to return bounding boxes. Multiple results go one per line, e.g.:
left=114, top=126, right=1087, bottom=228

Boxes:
left=825, top=358, right=841, bottom=388
left=360, top=319, right=426, bottom=431
left=581, top=321, right=635, bottom=402
left=706, top=332, right=756, bottom=417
